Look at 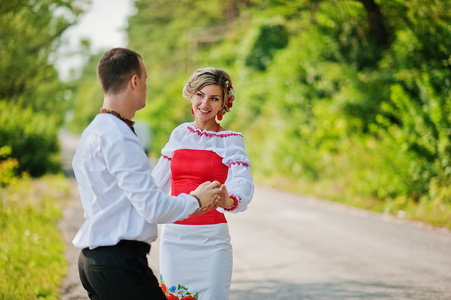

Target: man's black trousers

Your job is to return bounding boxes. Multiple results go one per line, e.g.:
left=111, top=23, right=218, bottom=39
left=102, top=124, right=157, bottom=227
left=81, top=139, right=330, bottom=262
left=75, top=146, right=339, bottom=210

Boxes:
left=78, top=240, right=166, bottom=300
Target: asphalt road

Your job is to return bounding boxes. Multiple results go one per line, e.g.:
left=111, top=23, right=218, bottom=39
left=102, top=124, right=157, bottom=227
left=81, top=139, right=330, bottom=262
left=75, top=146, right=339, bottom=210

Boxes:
left=59, top=130, right=451, bottom=300
left=226, top=186, right=451, bottom=300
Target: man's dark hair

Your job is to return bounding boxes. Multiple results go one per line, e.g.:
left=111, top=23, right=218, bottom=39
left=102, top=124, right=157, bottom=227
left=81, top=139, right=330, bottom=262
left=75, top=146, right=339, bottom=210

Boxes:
left=97, top=48, right=142, bottom=94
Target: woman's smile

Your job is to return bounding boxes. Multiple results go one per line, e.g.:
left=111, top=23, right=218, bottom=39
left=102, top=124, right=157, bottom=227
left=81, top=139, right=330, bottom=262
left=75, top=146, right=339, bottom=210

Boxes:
left=198, top=107, right=211, bottom=114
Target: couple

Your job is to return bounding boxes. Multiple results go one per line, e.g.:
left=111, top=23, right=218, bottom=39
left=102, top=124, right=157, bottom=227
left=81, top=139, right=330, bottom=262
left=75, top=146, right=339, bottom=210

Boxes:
left=71, top=48, right=254, bottom=300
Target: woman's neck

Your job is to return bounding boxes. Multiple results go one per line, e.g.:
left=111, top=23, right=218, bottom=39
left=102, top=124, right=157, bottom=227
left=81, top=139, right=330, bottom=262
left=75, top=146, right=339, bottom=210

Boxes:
left=194, top=120, right=219, bottom=132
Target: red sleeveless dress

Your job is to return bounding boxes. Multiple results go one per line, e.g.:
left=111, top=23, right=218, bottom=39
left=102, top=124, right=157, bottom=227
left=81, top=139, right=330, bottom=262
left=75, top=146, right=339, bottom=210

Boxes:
left=172, top=149, right=228, bottom=225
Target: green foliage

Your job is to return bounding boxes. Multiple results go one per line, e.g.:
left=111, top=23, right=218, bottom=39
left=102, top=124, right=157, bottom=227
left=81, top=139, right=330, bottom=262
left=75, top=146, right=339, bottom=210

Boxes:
left=0, top=0, right=86, bottom=122
left=0, top=101, right=60, bottom=177
left=316, top=0, right=384, bottom=68
left=0, top=146, right=19, bottom=187
left=66, top=53, right=104, bottom=133
left=373, top=74, right=451, bottom=202
left=0, top=175, right=68, bottom=299
left=0, top=0, right=89, bottom=177
left=245, top=22, right=289, bottom=71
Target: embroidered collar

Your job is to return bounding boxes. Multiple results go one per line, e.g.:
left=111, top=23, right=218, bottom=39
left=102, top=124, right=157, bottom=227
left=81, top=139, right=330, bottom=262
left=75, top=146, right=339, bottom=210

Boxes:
left=99, top=108, right=136, bottom=134
left=187, top=123, right=242, bottom=138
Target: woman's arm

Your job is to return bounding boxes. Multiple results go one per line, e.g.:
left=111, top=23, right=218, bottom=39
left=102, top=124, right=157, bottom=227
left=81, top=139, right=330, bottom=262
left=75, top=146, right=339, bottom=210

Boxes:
left=151, top=155, right=172, bottom=194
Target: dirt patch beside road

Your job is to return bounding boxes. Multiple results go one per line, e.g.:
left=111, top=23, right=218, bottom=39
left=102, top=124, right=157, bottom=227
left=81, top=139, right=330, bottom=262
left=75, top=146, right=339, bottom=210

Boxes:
left=58, top=178, right=88, bottom=300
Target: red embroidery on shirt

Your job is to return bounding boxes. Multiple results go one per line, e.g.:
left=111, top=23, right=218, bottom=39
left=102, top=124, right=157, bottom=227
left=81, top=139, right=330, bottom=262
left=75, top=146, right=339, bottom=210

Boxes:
left=163, top=155, right=172, bottom=161
left=187, top=125, right=242, bottom=138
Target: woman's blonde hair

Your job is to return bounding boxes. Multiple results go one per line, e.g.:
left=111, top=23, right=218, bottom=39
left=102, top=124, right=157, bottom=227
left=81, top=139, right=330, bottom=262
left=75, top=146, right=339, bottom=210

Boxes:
left=183, top=67, right=235, bottom=115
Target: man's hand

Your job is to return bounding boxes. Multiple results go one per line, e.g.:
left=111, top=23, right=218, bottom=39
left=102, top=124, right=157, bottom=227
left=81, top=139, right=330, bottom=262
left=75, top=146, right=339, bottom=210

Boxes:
left=190, top=181, right=221, bottom=208
left=191, top=201, right=219, bottom=216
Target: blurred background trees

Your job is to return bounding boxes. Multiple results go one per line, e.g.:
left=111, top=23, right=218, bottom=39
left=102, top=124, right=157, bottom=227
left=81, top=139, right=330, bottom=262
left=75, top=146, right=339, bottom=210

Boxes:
left=0, top=0, right=86, bottom=176
left=2, top=0, right=450, bottom=226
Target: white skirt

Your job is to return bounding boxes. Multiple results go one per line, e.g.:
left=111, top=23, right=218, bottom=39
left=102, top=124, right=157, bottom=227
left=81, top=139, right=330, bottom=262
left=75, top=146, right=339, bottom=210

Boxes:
left=159, top=223, right=233, bottom=300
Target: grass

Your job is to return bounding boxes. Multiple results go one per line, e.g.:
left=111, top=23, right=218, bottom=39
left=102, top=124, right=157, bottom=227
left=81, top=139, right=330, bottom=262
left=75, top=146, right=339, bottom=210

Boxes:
left=0, top=174, right=69, bottom=300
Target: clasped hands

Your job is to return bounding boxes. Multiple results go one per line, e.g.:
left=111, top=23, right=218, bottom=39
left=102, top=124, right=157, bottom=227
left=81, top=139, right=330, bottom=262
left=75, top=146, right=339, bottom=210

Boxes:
left=190, top=181, right=235, bottom=216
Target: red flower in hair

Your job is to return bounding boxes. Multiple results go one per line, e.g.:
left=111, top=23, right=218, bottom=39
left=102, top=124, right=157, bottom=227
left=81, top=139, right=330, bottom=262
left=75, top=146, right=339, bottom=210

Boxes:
left=225, top=80, right=234, bottom=97
left=224, top=80, right=235, bottom=113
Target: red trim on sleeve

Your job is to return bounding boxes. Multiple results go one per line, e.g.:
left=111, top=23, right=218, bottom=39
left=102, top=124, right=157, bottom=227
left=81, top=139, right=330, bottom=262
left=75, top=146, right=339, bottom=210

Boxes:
left=224, top=195, right=240, bottom=211
left=229, top=161, right=249, bottom=167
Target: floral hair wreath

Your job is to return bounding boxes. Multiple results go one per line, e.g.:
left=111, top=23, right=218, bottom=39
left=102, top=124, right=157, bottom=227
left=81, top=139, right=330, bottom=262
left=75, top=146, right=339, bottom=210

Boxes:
left=225, top=80, right=235, bottom=109
left=216, top=80, right=235, bottom=121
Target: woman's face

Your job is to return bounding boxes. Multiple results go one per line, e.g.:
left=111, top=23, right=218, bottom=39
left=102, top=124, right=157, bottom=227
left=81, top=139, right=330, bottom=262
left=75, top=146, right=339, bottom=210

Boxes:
left=190, top=84, right=223, bottom=122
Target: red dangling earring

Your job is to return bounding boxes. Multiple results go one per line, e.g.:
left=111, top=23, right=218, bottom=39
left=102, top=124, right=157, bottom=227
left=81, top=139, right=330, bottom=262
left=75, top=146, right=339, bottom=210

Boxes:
left=217, top=113, right=223, bottom=121
left=191, top=108, right=194, bottom=115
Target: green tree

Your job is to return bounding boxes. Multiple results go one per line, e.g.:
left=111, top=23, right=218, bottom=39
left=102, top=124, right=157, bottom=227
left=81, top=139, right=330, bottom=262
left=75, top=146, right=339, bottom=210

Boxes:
left=0, top=0, right=86, bottom=121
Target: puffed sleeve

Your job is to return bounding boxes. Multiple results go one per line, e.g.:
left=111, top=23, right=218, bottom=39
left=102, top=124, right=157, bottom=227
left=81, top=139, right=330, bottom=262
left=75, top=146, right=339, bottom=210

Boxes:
left=151, top=129, right=178, bottom=194
left=218, top=135, right=254, bottom=214
left=151, top=156, right=172, bottom=194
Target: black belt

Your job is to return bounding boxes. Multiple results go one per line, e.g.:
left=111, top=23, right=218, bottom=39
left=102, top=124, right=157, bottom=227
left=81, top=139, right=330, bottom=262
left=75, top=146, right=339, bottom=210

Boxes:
left=116, top=240, right=151, bottom=253
left=85, top=240, right=151, bottom=254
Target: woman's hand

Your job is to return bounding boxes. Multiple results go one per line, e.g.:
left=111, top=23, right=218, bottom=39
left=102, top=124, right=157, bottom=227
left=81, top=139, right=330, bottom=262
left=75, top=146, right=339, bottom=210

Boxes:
left=217, top=185, right=235, bottom=208
left=190, top=184, right=235, bottom=215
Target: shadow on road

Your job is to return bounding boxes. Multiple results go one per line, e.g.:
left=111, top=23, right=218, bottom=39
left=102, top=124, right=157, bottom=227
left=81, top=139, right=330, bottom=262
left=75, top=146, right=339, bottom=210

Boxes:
left=230, top=279, right=440, bottom=300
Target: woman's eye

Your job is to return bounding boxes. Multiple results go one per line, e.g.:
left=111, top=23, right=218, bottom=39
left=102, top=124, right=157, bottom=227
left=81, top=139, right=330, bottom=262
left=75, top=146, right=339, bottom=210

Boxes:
left=196, top=93, right=203, bottom=97
left=212, top=97, right=219, bottom=101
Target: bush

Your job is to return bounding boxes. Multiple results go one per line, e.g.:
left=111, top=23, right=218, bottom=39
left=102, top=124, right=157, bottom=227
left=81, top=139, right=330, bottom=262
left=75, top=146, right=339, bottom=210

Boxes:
left=373, top=74, right=451, bottom=202
left=0, top=101, right=60, bottom=177
left=0, top=146, right=19, bottom=187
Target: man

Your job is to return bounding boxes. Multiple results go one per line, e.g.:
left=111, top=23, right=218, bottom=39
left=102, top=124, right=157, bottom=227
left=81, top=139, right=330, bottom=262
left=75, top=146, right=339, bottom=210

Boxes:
left=72, top=48, right=220, bottom=299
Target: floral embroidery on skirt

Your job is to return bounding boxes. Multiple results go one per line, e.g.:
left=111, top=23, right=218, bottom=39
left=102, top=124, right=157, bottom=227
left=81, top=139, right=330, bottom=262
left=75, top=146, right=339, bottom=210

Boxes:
left=161, top=275, right=198, bottom=300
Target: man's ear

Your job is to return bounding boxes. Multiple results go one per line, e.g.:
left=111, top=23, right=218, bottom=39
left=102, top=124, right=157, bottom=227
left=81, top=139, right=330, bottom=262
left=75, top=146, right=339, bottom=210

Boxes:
left=130, top=74, right=139, bottom=89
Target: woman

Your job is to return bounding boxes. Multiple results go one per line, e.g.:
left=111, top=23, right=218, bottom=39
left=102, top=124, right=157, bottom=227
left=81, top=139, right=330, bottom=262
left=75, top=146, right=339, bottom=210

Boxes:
left=151, top=67, right=254, bottom=300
